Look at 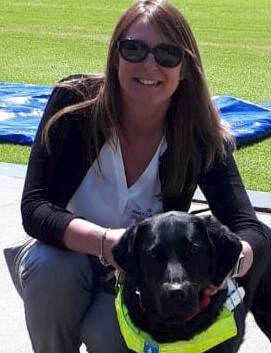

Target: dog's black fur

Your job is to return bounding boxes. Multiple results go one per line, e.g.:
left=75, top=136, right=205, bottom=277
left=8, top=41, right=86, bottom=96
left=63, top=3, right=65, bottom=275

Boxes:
left=112, top=211, right=243, bottom=344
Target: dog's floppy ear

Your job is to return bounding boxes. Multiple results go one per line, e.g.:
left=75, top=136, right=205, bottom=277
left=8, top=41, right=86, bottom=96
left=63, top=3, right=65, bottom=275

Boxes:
left=203, top=215, right=242, bottom=286
left=112, top=224, right=139, bottom=273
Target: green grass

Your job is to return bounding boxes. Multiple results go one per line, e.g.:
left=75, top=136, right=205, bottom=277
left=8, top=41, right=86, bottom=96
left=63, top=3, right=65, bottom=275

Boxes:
left=0, top=144, right=31, bottom=165
left=0, top=0, right=270, bottom=192
left=1, top=0, right=270, bottom=101
left=234, top=139, right=271, bottom=192
left=0, top=0, right=131, bottom=84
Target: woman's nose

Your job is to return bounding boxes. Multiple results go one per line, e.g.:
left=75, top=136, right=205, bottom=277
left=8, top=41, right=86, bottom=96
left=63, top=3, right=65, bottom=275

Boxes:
left=142, top=52, right=158, bottom=69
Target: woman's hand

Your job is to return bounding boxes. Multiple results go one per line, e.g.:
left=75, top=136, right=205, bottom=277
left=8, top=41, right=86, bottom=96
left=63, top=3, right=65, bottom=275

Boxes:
left=63, top=218, right=126, bottom=269
left=204, top=271, right=232, bottom=296
left=103, top=228, right=126, bottom=270
left=204, top=240, right=254, bottom=296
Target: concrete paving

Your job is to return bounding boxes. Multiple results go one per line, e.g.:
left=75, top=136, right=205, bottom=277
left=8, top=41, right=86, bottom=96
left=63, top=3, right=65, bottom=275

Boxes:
left=0, top=162, right=270, bottom=352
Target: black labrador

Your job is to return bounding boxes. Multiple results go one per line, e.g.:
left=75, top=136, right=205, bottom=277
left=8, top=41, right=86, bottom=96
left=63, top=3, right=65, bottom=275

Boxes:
left=112, top=211, right=270, bottom=352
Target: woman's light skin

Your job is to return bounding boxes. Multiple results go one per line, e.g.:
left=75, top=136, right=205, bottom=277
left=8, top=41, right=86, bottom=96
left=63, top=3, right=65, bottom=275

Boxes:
left=116, top=16, right=183, bottom=187
left=117, top=16, right=183, bottom=130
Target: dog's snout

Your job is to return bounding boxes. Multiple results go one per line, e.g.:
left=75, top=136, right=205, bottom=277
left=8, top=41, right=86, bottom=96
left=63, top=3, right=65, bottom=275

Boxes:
left=157, top=281, right=198, bottom=317
left=170, top=288, right=186, bottom=301
left=162, top=282, right=190, bottom=300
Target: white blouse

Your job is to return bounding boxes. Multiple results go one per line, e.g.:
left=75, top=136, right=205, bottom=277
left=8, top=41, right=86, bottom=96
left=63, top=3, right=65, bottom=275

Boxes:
left=66, top=134, right=167, bottom=228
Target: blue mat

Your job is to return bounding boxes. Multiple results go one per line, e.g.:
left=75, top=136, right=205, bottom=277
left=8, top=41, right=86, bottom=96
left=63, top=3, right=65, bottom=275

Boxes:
left=0, top=82, right=52, bottom=145
left=0, top=82, right=271, bottom=147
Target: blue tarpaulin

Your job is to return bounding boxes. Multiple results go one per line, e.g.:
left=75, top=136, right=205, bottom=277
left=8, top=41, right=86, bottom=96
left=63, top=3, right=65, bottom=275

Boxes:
left=213, top=96, right=271, bottom=147
left=0, top=82, right=52, bottom=145
left=0, top=82, right=271, bottom=147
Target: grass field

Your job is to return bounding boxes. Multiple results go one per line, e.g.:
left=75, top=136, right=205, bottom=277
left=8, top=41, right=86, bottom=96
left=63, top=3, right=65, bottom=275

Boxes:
left=0, top=0, right=270, bottom=191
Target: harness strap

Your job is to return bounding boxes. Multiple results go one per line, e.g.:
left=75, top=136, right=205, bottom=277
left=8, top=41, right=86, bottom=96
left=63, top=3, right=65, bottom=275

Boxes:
left=115, top=279, right=244, bottom=353
left=224, top=279, right=245, bottom=311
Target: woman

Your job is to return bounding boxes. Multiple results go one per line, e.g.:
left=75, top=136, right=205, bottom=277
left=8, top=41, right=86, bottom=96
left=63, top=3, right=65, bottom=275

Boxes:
left=14, top=0, right=271, bottom=352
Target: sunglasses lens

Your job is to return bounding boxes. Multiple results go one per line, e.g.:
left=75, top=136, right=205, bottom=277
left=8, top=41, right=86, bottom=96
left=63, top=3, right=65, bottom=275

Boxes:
left=118, top=40, right=184, bottom=68
left=119, top=40, right=146, bottom=63
left=155, top=44, right=184, bottom=68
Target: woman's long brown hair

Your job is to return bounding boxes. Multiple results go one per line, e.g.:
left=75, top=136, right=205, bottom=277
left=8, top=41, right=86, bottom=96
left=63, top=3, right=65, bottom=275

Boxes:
left=42, top=0, right=234, bottom=199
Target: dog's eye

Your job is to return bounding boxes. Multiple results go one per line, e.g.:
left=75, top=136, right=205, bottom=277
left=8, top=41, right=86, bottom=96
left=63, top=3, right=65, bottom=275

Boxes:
left=147, top=247, right=165, bottom=261
left=147, top=248, right=158, bottom=258
left=189, top=245, right=199, bottom=256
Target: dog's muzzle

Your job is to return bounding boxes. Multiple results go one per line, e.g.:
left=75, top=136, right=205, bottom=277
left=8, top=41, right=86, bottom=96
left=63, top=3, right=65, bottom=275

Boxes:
left=157, top=281, right=199, bottom=317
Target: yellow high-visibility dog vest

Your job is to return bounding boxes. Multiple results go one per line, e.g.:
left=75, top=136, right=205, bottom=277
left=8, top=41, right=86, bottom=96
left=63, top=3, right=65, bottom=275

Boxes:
left=115, top=281, right=242, bottom=353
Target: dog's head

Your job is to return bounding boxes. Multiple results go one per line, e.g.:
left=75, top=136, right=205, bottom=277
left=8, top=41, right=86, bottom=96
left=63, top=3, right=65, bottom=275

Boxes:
left=112, top=211, right=242, bottom=318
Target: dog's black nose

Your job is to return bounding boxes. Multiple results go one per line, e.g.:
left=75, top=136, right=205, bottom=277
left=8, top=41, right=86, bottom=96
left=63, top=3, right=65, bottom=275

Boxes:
left=169, top=288, right=186, bottom=301
left=162, top=282, right=190, bottom=301
left=157, top=281, right=197, bottom=317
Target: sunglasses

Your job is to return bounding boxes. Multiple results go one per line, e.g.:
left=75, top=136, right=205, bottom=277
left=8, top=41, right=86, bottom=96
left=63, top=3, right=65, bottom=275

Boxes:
left=117, top=39, right=185, bottom=68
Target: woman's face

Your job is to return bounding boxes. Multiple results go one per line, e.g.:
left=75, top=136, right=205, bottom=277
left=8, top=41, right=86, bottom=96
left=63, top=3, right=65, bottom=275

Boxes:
left=116, top=16, right=183, bottom=111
